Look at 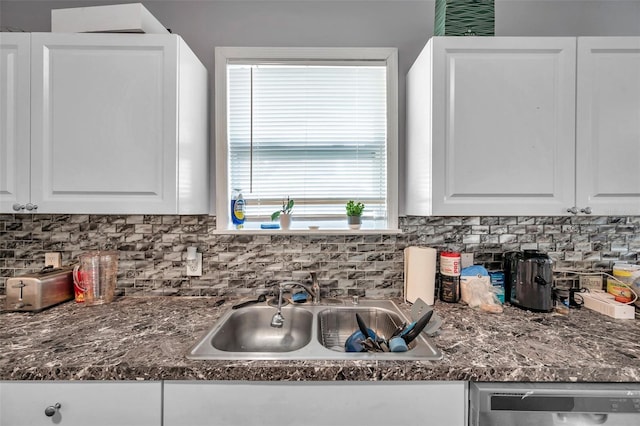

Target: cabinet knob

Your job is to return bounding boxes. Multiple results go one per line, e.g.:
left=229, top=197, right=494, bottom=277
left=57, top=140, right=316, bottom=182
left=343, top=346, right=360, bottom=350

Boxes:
left=44, top=402, right=61, bottom=417
left=25, top=203, right=38, bottom=211
left=12, top=203, right=25, bottom=211
left=580, top=207, right=592, bottom=215
left=566, top=206, right=578, bottom=214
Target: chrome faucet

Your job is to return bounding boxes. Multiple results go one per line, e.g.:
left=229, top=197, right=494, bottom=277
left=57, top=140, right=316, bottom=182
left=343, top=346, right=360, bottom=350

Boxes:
left=270, top=277, right=320, bottom=328
left=310, top=271, right=320, bottom=304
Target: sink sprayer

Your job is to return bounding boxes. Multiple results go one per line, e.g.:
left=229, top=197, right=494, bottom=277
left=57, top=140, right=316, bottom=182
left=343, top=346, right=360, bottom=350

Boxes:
left=271, top=275, right=320, bottom=328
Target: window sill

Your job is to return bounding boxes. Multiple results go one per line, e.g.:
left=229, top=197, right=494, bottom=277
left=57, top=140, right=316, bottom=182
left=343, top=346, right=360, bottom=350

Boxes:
left=211, top=228, right=403, bottom=236
left=214, top=218, right=400, bottom=235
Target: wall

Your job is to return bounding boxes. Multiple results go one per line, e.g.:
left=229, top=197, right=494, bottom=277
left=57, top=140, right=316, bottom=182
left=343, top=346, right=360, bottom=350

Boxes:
left=1, top=214, right=638, bottom=296
left=1, top=0, right=640, bottom=212
left=2, top=1, right=640, bottom=296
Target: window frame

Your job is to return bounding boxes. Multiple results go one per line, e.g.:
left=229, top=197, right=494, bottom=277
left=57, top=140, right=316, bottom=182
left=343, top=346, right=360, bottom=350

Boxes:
left=214, top=46, right=398, bottom=231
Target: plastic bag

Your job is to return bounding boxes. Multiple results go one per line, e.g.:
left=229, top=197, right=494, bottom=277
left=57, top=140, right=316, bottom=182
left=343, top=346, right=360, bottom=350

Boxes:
left=460, top=265, right=503, bottom=313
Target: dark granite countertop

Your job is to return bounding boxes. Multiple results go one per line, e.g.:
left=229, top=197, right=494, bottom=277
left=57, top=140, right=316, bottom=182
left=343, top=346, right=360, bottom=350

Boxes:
left=1, top=297, right=639, bottom=382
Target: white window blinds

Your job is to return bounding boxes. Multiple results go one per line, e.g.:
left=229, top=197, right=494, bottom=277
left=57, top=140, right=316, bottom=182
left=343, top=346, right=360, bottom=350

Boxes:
left=227, top=63, right=388, bottom=225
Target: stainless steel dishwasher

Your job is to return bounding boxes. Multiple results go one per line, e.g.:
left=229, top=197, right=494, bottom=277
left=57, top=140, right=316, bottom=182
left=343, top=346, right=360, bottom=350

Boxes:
left=470, top=382, right=640, bottom=426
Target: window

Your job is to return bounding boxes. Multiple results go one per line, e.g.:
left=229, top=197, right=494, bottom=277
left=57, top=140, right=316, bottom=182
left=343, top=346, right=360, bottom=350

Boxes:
left=215, top=47, right=398, bottom=231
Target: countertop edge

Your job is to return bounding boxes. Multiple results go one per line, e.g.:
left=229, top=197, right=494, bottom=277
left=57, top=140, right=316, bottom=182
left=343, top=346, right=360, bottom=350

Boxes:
left=3, top=365, right=640, bottom=383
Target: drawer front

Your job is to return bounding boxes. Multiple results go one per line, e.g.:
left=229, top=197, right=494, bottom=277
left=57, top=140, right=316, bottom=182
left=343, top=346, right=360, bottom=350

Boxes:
left=0, top=381, right=161, bottom=426
left=164, top=381, right=467, bottom=426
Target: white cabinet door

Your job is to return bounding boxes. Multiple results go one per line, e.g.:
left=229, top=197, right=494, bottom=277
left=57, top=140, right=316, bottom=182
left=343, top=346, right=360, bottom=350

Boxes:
left=30, top=33, right=178, bottom=214
left=29, top=33, right=208, bottom=214
left=0, top=381, right=162, bottom=426
left=0, top=33, right=31, bottom=213
left=576, top=37, right=640, bottom=215
left=164, top=381, right=467, bottom=426
left=407, top=37, right=576, bottom=216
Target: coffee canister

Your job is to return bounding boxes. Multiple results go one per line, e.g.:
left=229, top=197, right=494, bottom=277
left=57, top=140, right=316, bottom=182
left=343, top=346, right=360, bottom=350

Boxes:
left=440, top=251, right=461, bottom=303
left=440, top=252, right=461, bottom=276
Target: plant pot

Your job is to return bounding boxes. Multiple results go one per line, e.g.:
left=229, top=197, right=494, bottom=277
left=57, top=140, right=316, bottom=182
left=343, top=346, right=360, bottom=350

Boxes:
left=279, top=213, right=292, bottom=230
left=347, top=215, right=361, bottom=230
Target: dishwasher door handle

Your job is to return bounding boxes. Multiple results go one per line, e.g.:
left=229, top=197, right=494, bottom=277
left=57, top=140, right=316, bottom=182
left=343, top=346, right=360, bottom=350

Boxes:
left=556, top=413, right=608, bottom=424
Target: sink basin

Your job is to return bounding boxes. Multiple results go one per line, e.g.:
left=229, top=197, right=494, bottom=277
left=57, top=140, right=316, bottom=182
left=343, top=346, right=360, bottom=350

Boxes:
left=187, top=299, right=442, bottom=361
left=209, top=306, right=313, bottom=352
left=317, top=307, right=417, bottom=351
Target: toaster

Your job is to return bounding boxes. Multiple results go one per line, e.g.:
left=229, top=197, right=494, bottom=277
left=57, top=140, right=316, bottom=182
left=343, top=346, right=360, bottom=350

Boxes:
left=5, top=266, right=75, bottom=312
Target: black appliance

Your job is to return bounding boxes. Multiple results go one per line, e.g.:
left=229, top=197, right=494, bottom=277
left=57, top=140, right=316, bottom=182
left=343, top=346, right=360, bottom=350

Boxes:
left=503, top=250, right=553, bottom=312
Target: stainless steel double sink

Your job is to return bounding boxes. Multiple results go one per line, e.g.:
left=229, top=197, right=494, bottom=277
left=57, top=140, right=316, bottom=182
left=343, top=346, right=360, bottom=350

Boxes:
left=187, top=299, right=442, bottom=361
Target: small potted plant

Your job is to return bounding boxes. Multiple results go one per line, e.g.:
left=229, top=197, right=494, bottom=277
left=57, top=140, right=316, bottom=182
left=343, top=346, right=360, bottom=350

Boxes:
left=271, top=197, right=294, bottom=230
left=346, top=200, right=365, bottom=230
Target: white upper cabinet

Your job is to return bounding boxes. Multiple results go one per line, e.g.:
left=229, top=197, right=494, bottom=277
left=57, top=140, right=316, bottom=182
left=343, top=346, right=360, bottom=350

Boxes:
left=576, top=37, right=640, bottom=216
left=406, top=36, right=640, bottom=216
left=1, top=32, right=208, bottom=214
left=0, top=33, right=31, bottom=213
left=406, top=37, right=577, bottom=216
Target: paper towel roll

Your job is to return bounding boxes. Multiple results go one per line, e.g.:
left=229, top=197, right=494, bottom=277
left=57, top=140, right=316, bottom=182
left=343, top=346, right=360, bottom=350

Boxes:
left=404, top=246, right=437, bottom=305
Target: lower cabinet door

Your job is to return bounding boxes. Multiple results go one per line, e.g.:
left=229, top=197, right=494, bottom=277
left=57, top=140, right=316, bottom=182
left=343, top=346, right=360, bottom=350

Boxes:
left=0, top=381, right=162, bottom=426
left=164, top=381, right=467, bottom=426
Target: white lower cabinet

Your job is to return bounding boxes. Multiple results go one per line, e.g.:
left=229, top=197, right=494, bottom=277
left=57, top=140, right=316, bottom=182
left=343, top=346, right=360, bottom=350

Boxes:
left=163, top=381, right=467, bottom=426
left=0, top=380, right=466, bottom=426
left=0, top=381, right=162, bottom=426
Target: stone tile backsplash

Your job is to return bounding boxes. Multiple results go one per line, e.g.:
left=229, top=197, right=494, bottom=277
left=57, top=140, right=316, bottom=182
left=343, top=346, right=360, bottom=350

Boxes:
left=1, top=214, right=639, bottom=297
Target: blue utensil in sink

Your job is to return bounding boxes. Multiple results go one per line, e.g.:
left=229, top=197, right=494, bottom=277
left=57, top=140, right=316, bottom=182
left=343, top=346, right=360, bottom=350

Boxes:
left=345, top=313, right=377, bottom=352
